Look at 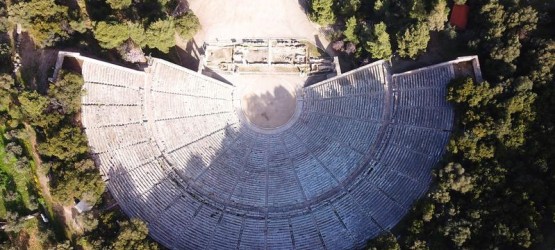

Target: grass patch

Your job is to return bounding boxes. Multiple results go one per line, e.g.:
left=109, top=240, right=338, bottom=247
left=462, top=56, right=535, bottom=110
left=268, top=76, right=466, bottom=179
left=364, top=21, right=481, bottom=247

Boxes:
left=0, top=126, right=39, bottom=218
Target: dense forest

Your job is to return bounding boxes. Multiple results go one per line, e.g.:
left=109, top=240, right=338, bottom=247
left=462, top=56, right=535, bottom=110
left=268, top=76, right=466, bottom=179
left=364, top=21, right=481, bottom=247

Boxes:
left=310, top=0, right=555, bottom=248
left=0, top=0, right=553, bottom=248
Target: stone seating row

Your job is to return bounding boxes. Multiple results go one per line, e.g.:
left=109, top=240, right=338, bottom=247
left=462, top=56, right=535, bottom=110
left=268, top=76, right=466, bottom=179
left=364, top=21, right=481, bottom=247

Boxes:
left=377, top=143, right=434, bottom=184
left=133, top=190, right=388, bottom=249
left=154, top=113, right=239, bottom=150
left=393, top=107, right=454, bottom=130
left=85, top=123, right=150, bottom=153
left=394, top=65, right=454, bottom=90
left=94, top=141, right=160, bottom=174
left=299, top=112, right=381, bottom=153
left=151, top=60, right=233, bottom=100
left=304, top=62, right=387, bottom=99
left=150, top=91, right=233, bottom=120
left=388, top=125, right=450, bottom=157
left=82, top=61, right=145, bottom=89
left=396, top=88, right=449, bottom=107
left=82, top=105, right=143, bottom=128
left=82, top=82, right=142, bottom=106
left=304, top=94, right=385, bottom=121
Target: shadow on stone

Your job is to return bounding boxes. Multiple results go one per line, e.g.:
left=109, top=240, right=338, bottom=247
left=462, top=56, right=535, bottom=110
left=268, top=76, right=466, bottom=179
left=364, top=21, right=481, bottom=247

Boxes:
left=243, top=85, right=296, bottom=129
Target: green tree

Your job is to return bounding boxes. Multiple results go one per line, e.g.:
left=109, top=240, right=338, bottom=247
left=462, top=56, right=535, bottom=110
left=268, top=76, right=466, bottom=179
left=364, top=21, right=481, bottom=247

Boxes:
left=438, top=163, right=474, bottom=193
left=106, top=0, right=132, bottom=10
left=144, top=19, right=176, bottom=53
left=38, top=127, right=88, bottom=161
left=0, top=74, right=14, bottom=112
left=19, top=91, right=49, bottom=123
left=19, top=91, right=64, bottom=128
left=368, top=232, right=400, bottom=250
left=175, top=12, right=200, bottom=41
left=310, top=0, right=336, bottom=26
left=447, top=78, right=502, bottom=109
left=112, top=218, right=158, bottom=250
left=339, top=0, right=361, bottom=17
left=3, top=211, right=26, bottom=233
left=506, top=6, right=537, bottom=37
left=94, top=19, right=177, bottom=53
left=52, top=159, right=105, bottom=205
left=526, top=39, right=554, bottom=85
left=77, top=212, right=100, bottom=232
left=427, top=0, right=449, bottom=31
left=93, top=22, right=133, bottom=49
left=51, top=240, right=72, bottom=250
left=93, top=22, right=144, bottom=49
left=0, top=42, right=10, bottom=59
left=365, top=22, right=392, bottom=59
left=8, top=0, right=70, bottom=47
left=445, top=220, right=472, bottom=247
left=479, top=1, right=506, bottom=40
left=396, top=22, right=430, bottom=59
left=343, top=16, right=359, bottom=45
left=0, top=5, right=8, bottom=33
left=373, top=0, right=391, bottom=18
left=409, top=0, right=426, bottom=20
left=48, top=71, right=84, bottom=115
left=490, top=35, right=521, bottom=64
left=422, top=203, right=435, bottom=222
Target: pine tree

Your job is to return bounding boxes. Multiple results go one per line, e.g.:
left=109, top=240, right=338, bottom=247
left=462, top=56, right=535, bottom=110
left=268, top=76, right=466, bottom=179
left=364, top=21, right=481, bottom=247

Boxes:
left=409, top=0, right=427, bottom=21
left=365, top=22, right=392, bottom=59
left=339, top=0, right=361, bottom=17
left=175, top=12, right=201, bottom=41
left=427, top=0, right=450, bottom=31
left=144, top=19, right=176, bottom=53
left=310, top=0, right=336, bottom=26
left=396, top=22, right=430, bottom=59
left=93, top=22, right=132, bottom=49
left=343, top=16, right=359, bottom=45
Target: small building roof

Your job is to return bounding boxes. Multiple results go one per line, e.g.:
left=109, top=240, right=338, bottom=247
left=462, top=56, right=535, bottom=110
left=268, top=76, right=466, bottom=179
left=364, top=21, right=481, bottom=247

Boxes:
left=74, top=200, right=93, bottom=213
left=450, top=4, right=470, bottom=30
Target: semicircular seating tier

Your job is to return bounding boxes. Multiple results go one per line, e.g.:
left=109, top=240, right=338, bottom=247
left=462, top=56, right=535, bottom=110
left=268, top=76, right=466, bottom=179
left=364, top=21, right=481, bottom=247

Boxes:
left=79, top=56, right=460, bottom=250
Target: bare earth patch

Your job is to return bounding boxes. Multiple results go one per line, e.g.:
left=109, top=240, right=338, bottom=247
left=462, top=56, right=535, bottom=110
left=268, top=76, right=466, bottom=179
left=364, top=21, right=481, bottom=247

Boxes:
left=187, top=0, right=331, bottom=52
left=237, top=75, right=300, bottom=129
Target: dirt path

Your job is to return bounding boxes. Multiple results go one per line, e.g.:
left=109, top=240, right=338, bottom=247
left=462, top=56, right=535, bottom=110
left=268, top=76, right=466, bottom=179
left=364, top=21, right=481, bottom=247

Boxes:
left=24, top=124, right=78, bottom=238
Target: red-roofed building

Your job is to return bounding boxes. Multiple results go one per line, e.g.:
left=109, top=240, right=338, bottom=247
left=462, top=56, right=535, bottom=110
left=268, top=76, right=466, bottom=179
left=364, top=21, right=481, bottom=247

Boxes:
left=450, top=4, right=470, bottom=30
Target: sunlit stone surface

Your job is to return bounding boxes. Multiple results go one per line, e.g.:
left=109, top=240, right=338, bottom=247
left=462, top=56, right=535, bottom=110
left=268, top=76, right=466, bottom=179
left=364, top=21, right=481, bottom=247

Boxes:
left=77, top=55, right=473, bottom=249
